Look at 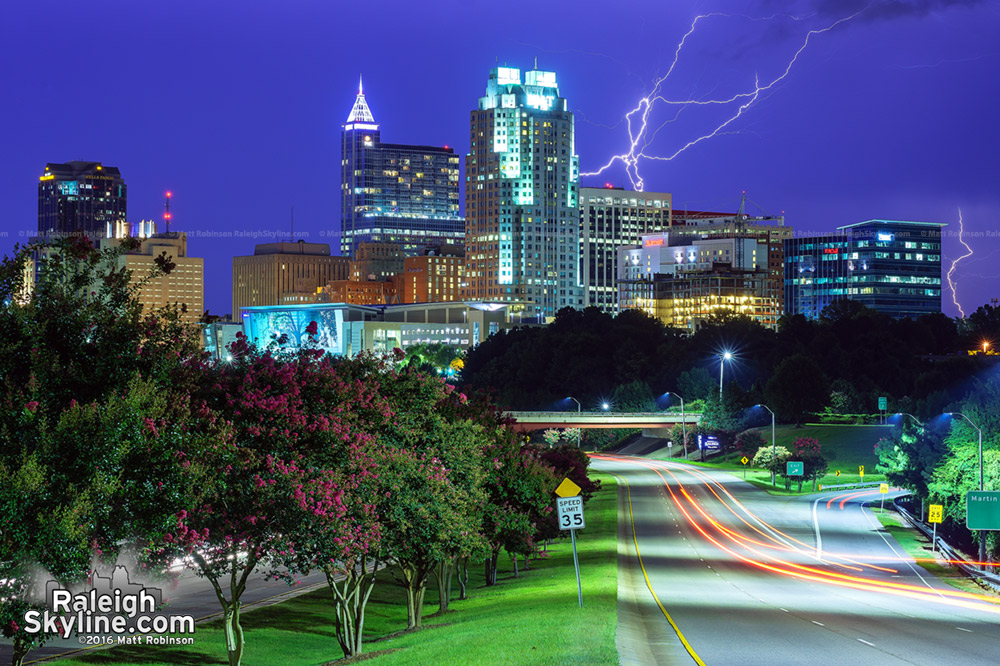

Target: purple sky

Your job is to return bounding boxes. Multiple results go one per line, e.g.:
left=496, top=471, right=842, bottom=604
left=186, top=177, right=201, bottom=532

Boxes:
left=2, top=0, right=997, bottom=317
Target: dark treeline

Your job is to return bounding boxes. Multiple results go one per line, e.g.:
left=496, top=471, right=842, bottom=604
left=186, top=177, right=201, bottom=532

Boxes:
left=462, top=300, right=1000, bottom=418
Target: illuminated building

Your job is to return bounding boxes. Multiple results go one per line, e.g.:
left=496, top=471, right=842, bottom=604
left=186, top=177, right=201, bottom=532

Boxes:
left=340, top=78, right=463, bottom=256
left=399, top=244, right=465, bottom=304
left=101, top=229, right=204, bottom=324
left=463, top=65, right=581, bottom=321
left=240, top=301, right=513, bottom=357
left=784, top=219, right=944, bottom=319
left=203, top=321, right=244, bottom=362
left=38, top=161, right=127, bottom=239
left=579, top=186, right=671, bottom=314
left=319, top=279, right=397, bottom=305
left=232, top=240, right=351, bottom=314
left=618, top=232, right=781, bottom=332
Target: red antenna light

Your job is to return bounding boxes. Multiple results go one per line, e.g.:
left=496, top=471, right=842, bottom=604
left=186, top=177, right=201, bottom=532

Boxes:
left=164, top=191, right=172, bottom=232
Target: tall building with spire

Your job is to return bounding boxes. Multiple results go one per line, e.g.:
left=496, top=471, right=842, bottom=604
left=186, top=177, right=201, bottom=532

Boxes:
left=462, top=65, right=582, bottom=320
left=340, top=77, right=463, bottom=258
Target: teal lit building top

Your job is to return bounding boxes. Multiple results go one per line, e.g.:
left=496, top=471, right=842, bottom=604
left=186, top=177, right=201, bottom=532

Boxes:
left=464, top=65, right=582, bottom=321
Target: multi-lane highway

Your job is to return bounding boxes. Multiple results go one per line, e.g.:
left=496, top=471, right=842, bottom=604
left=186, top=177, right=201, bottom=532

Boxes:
left=594, top=454, right=1000, bottom=666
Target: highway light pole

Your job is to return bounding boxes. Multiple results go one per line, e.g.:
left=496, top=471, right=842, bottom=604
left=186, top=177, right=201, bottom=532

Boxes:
left=567, top=397, right=581, bottom=448
left=948, top=411, right=985, bottom=569
left=757, top=403, right=776, bottom=486
left=665, top=391, right=686, bottom=459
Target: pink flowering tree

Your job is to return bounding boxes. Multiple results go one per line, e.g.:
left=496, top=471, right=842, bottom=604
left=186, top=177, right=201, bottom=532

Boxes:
left=162, top=338, right=373, bottom=666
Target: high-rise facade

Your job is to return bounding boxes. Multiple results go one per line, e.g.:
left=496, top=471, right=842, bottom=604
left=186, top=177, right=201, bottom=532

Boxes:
left=784, top=219, right=944, bottom=320
left=340, top=79, right=463, bottom=257
left=232, top=241, right=351, bottom=314
left=579, top=186, right=671, bottom=314
left=463, top=66, right=582, bottom=321
left=38, top=161, right=127, bottom=238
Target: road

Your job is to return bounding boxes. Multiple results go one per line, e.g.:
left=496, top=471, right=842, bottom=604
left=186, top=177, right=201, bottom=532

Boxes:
left=594, top=454, right=1000, bottom=666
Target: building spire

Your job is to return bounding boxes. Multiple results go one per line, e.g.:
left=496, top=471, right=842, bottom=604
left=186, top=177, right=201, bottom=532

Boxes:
left=345, top=74, right=376, bottom=124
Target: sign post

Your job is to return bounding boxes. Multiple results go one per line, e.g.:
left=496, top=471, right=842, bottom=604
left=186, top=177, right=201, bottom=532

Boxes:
left=878, top=396, right=887, bottom=424
left=928, top=504, right=943, bottom=552
left=859, top=465, right=864, bottom=481
left=879, top=482, right=889, bottom=512
left=555, top=478, right=585, bottom=608
left=741, top=456, right=749, bottom=479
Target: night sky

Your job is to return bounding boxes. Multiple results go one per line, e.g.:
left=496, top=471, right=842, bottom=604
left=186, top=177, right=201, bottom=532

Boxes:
left=2, top=0, right=997, bottom=317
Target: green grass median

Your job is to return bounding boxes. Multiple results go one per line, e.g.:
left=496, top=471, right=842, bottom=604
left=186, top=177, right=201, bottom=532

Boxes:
left=55, top=474, right=618, bottom=666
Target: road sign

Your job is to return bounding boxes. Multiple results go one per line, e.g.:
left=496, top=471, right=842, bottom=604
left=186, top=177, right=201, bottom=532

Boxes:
left=698, top=434, right=720, bottom=451
left=786, top=461, right=804, bottom=476
left=740, top=456, right=749, bottom=465
left=928, top=504, right=943, bottom=524
left=966, top=491, right=1000, bottom=530
left=879, top=483, right=889, bottom=494
left=555, top=478, right=582, bottom=498
left=878, top=396, right=887, bottom=410
left=835, top=470, right=841, bottom=477
left=557, top=496, right=586, bottom=530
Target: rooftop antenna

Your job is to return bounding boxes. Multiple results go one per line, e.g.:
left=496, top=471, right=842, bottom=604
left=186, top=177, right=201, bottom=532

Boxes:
left=358, top=74, right=363, bottom=96
left=534, top=56, right=537, bottom=69
left=290, top=206, right=294, bottom=242
left=164, top=191, right=172, bottom=233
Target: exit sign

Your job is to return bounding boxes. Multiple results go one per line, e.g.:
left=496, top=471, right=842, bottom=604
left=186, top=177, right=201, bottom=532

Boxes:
left=966, top=491, right=1000, bottom=530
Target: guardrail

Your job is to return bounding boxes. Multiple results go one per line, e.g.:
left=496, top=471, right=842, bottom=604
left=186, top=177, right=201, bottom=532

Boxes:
left=893, top=495, right=1000, bottom=592
left=817, top=481, right=884, bottom=491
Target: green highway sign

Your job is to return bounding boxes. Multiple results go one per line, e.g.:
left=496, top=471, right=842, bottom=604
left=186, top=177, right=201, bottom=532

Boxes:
left=786, top=461, right=804, bottom=477
left=878, top=396, right=887, bottom=410
left=966, top=491, right=1000, bottom=530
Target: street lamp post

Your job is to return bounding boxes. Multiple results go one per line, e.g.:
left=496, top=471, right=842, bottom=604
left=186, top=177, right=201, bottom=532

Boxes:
left=665, top=391, right=687, bottom=459
left=757, top=403, right=776, bottom=486
left=948, top=411, right=985, bottom=568
left=567, top=397, right=581, bottom=448
left=894, top=412, right=924, bottom=429
left=719, top=351, right=733, bottom=397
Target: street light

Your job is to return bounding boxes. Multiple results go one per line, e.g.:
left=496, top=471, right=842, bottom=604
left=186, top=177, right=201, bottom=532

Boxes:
left=756, top=403, right=777, bottom=486
left=893, top=412, right=924, bottom=430
left=601, top=402, right=610, bottom=411
left=946, top=411, right=985, bottom=568
left=567, top=397, right=581, bottom=448
left=719, top=351, right=733, bottom=397
left=664, top=391, right=687, bottom=459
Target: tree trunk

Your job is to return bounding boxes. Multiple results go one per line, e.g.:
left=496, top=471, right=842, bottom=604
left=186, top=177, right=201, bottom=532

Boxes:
left=401, top=563, right=428, bottom=629
left=484, top=545, right=501, bottom=586
left=223, top=602, right=244, bottom=666
left=512, top=553, right=519, bottom=578
left=456, top=556, right=469, bottom=600
left=11, top=634, right=30, bottom=666
left=326, top=557, right=378, bottom=659
left=435, top=560, right=454, bottom=613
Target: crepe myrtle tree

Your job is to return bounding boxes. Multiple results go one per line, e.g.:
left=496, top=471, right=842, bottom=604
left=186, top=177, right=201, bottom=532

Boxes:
left=161, top=338, right=386, bottom=666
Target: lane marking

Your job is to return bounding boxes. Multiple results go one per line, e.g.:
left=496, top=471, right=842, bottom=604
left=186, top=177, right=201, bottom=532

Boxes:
left=811, top=620, right=825, bottom=626
left=812, top=496, right=824, bottom=558
left=956, top=627, right=972, bottom=632
left=614, top=471, right=707, bottom=666
left=858, top=638, right=876, bottom=647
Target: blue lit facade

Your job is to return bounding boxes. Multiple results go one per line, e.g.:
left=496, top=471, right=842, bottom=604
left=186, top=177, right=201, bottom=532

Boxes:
left=38, top=161, right=127, bottom=239
left=463, top=66, right=582, bottom=321
left=340, top=79, right=463, bottom=257
left=784, top=219, right=944, bottom=320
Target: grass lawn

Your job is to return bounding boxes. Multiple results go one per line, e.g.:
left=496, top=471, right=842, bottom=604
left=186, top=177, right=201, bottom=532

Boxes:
left=54, top=474, right=618, bottom=666
left=874, top=509, right=1000, bottom=600
left=650, top=423, right=891, bottom=495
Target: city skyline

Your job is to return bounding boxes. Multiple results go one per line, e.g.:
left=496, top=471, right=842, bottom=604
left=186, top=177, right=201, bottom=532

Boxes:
left=1, top=0, right=997, bottom=316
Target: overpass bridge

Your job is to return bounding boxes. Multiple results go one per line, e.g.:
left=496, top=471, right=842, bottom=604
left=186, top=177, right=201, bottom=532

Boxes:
left=504, top=411, right=701, bottom=438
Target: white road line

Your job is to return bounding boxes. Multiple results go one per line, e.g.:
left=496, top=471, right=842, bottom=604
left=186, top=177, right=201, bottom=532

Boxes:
left=858, top=639, right=876, bottom=647
left=812, top=495, right=824, bottom=558
left=956, top=627, right=973, bottom=632
left=780, top=608, right=789, bottom=612
left=812, top=620, right=825, bottom=626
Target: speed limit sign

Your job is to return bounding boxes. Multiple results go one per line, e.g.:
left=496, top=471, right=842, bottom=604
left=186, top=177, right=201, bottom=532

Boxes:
left=557, top=496, right=586, bottom=530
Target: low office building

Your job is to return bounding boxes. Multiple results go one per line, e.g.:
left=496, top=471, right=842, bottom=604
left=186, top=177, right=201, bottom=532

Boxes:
left=240, top=301, right=513, bottom=357
left=398, top=245, right=465, bottom=304
left=784, top=219, right=944, bottom=320
left=618, top=232, right=780, bottom=332
left=232, top=240, right=351, bottom=313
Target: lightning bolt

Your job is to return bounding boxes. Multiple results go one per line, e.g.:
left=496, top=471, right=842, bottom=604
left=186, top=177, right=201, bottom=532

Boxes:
left=946, top=207, right=973, bottom=318
left=581, top=11, right=860, bottom=190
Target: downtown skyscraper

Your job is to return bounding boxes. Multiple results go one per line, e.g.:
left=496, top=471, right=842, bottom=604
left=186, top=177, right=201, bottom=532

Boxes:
left=38, top=161, right=127, bottom=238
left=340, top=78, right=463, bottom=258
left=463, top=66, right=582, bottom=320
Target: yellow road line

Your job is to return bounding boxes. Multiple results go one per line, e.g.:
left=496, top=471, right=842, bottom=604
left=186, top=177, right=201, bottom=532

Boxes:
left=614, top=471, right=706, bottom=666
